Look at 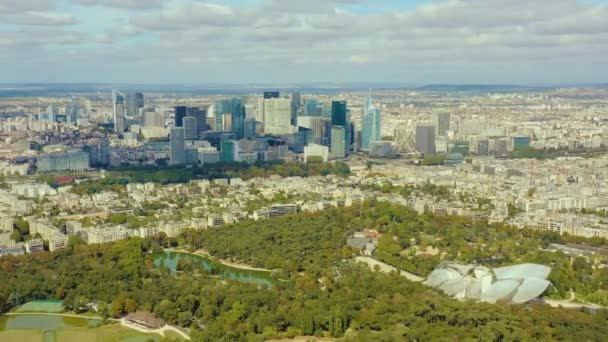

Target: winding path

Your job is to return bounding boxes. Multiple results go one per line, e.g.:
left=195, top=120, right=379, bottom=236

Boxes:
left=354, top=256, right=424, bottom=282
left=116, top=318, right=191, bottom=340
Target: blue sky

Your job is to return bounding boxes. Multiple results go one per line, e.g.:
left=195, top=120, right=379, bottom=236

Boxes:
left=1, top=0, right=608, bottom=84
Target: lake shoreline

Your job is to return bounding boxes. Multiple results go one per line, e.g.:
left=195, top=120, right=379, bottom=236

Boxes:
left=165, top=248, right=274, bottom=273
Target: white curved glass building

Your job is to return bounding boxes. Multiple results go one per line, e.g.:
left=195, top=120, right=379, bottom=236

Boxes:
left=424, top=262, right=551, bottom=304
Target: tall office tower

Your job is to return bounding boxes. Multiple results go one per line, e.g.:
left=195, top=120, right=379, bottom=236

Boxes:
left=187, top=107, right=207, bottom=135
left=416, top=125, right=437, bottom=155
left=256, top=97, right=265, bottom=126
left=183, top=116, right=198, bottom=140
left=304, top=98, right=321, bottom=116
left=46, top=104, right=57, bottom=123
left=220, top=113, right=233, bottom=132
left=220, top=140, right=239, bottom=162
left=112, top=89, right=126, bottom=133
left=331, top=101, right=351, bottom=154
left=264, top=91, right=280, bottom=99
left=244, top=118, right=257, bottom=139
left=264, top=98, right=292, bottom=135
left=143, top=111, right=165, bottom=128
left=170, top=127, right=186, bottom=165
left=433, top=112, right=451, bottom=137
left=330, top=126, right=346, bottom=159
left=291, top=92, right=301, bottom=125
left=361, top=96, right=382, bottom=150
left=126, top=92, right=144, bottom=117
left=331, top=101, right=347, bottom=127
left=215, top=99, right=246, bottom=138
left=174, top=106, right=187, bottom=127
left=67, top=102, right=80, bottom=123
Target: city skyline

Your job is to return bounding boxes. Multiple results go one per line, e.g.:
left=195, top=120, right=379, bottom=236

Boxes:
left=2, top=0, right=608, bottom=84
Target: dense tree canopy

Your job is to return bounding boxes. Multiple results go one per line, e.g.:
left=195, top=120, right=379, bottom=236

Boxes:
left=1, top=202, right=608, bottom=341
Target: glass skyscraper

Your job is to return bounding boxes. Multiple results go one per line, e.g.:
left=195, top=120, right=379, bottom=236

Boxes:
left=304, top=98, right=321, bottom=116
left=331, top=101, right=347, bottom=127
left=361, top=96, right=382, bottom=150
left=112, top=89, right=126, bottom=133
left=126, top=92, right=144, bottom=117
left=215, top=99, right=246, bottom=139
left=174, top=106, right=187, bottom=127
left=169, top=127, right=186, bottom=165
left=331, top=101, right=351, bottom=155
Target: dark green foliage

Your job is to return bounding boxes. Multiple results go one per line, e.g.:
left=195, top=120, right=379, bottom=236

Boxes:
left=1, top=203, right=608, bottom=340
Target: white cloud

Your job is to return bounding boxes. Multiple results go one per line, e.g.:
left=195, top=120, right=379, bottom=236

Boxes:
left=71, top=0, right=162, bottom=9
left=2, top=0, right=608, bottom=83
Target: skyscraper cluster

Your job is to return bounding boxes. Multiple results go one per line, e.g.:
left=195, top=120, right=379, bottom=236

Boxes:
left=112, top=89, right=388, bottom=167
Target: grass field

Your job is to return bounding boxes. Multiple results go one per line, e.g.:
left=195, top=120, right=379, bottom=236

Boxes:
left=56, top=324, right=161, bottom=342
left=0, top=321, right=164, bottom=342
left=14, top=300, right=64, bottom=313
left=0, top=330, right=43, bottom=341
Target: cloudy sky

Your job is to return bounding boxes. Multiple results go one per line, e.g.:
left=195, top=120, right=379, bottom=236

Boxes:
left=1, top=0, right=608, bottom=84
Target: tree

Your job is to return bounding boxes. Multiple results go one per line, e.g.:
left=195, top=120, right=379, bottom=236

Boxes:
left=124, top=298, right=138, bottom=313
left=299, top=311, right=315, bottom=336
left=329, top=307, right=348, bottom=338
left=110, top=296, right=125, bottom=318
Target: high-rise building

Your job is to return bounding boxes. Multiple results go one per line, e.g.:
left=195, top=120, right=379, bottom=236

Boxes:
left=331, top=101, right=351, bottom=154
left=143, top=111, right=165, bottom=128
left=174, top=106, right=187, bottom=127
left=215, top=99, right=246, bottom=138
left=188, top=107, right=208, bottom=135
left=220, top=140, right=239, bottom=162
left=170, top=127, right=186, bottom=165
left=244, top=118, right=257, bottom=139
left=433, top=112, right=451, bottom=137
left=304, top=98, right=321, bottom=116
left=416, top=125, right=436, bottom=155
left=264, top=91, right=280, bottom=99
left=46, top=104, right=57, bottom=123
left=291, top=92, right=301, bottom=125
left=126, top=92, right=144, bottom=117
left=183, top=116, right=198, bottom=140
left=361, top=96, right=382, bottom=150
left=330, top=126, right=346, bottom=159
left=331, top=101, right=347, bottom=127
left=112, top=89, right=126, bottom=133
left=264, top=98, right=292, bottom=135
left=297, top=116, right=331, bottom=144
left=67, top=102, right=80, bottom=123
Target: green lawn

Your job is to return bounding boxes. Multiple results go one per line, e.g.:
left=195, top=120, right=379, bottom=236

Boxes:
left=0, top=322, right=164, bottom=342
left=0, top=330, right=43, bottom=341
left=56, top=324, right=160, bottom=342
